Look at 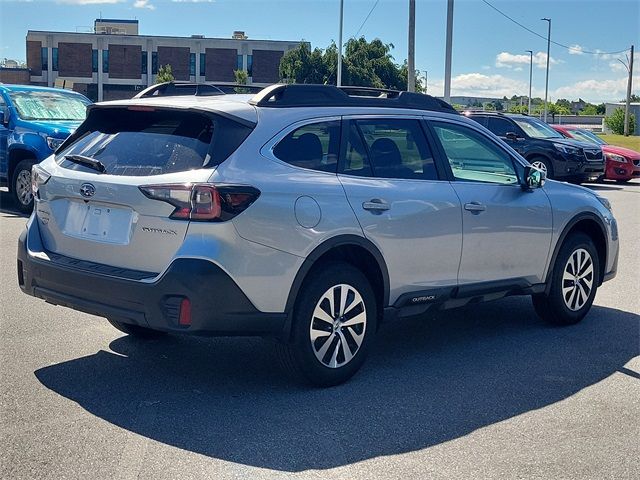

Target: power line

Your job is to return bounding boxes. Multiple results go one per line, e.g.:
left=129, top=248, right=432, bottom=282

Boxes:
left=480, top=0, right=630, bottom=56
left=354, top=0, right=380, bottom=38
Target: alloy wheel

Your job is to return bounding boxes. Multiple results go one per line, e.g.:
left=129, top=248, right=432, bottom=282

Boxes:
left=531, top=160, right=547, bottom=175
left=562, top=248, right=594, bottom=311
left=16, top=170, right=33, bottom=207
left=309, top=283, right=367, bottom=368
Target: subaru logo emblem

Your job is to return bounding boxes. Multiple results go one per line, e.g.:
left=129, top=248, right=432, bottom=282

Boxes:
left=79, top=183, right=96, bottom=198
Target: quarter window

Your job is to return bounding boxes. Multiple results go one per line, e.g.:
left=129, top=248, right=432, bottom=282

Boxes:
left=432, top=122, right=519, bottom=185
left=273, top=121, right=340, bottom=172
left=346, top=118, right=438, bottom=180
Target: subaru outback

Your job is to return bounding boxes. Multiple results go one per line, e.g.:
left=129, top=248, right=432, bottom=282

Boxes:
left=17, top=85, right=619, bottom=386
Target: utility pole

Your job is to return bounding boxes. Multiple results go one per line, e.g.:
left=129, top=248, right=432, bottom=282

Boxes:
left=444, top=0, right=454, bottom=103
left=408, top=0, right=416, bottom=92
left=337, top=0, right=344, bottom=86
left=541, top=18, right=551, bottom=122
left=526, top=49, right=533, bottom=115
left=624, top=44, right=634, bottom=136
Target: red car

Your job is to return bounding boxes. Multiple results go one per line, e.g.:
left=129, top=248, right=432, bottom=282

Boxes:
left=552, top=125, right=640, bottom=183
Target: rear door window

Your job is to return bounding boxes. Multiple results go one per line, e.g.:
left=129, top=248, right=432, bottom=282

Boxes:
left=273, top=121, right=340, bottom=172
left=487, top=117, right=516, bottom=137
left=345, top=118, right=438, bottom=180
left=56, top=108, right=252, bottom=176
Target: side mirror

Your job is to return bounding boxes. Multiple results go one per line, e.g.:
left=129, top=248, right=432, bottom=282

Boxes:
left=523, top=165, right=546, bottom=190
left=505, top=132, right=519, bottom=141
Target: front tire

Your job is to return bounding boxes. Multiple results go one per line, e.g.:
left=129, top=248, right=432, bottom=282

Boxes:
left=12, top=159, right=36, bottom=214
left=107, top=318, right=166, bottom=339
left=533, top=233, right=599, bottom=325
left=277, top=262, right=377, bottom=387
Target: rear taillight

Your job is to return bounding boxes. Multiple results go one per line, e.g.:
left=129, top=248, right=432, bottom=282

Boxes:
left=139, top=183, right=260, bottom=222
left=31, top=164, right=51, bottom=196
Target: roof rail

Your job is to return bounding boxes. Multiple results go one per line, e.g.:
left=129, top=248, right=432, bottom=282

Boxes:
left=209, top=84, right=264, bottom=94
left=134, top=82, right=225, bottom=99
left=248, top=84, right=457, bottom=113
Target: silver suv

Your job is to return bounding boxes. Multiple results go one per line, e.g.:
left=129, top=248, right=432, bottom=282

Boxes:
left=17, top=84, right=619, bottom=386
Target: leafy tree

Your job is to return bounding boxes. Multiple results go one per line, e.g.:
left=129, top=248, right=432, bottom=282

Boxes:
left=596, top=103, right=606, bottom=115
left=279, top=38, right=423, bottom=92
left=509, top=105, right=529, bottom=114
left=604, top=108, right=636, bottom=135
left=620, top=94, right=640, bottom=102
left=156, top=64, right=174, bottom=83
left=234, top=69, right=248, bottom=85
left=580, top=104, right=599, bottom=115
left=556, top=98, right=571, bottom=110
left=493, top=100, right=504, bottom=111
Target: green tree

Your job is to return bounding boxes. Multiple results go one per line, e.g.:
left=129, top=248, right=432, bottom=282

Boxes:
left=580, top=104, right=599, bottom=115
left=509, top=105, right=529, bottom=114
left=604, top=108, right=636, bottom=135
left=156, top=64, right=174, bottom=83
left=234, top=69, right=248, bottom=85
left=620, top=94, right=640, bottom=102
left=556, top=98, right=571, bottom=110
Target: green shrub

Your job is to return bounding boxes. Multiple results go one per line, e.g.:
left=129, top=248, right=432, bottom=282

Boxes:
left=604, top=108, right=636, bottom=135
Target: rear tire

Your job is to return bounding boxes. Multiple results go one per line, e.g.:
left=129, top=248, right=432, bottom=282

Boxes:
left=107, top=318, right=166, bottom=339
left=12, top=159, right=36, bottom=214
left=533, top=233, right=599, bottom=325
left=277, top=262, right=377, bottom=387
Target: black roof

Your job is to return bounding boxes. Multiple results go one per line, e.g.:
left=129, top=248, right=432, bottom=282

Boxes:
left=248, top=84, right=458, bottom=113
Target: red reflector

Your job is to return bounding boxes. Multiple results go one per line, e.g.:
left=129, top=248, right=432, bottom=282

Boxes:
left=178, top=298, right=191, bottom=326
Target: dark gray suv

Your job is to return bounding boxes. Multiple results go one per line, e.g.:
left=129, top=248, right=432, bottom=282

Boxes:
left=467, top=112, right=605, bottom=183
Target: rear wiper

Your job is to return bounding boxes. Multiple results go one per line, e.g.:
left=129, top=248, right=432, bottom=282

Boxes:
left=64, top=154, right=106, bottom=174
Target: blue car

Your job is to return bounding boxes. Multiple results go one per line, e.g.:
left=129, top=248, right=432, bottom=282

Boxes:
left=0, top=85, right=91, bottom=212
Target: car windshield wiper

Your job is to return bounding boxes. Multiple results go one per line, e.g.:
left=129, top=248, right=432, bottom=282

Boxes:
left=64, top=154, right=106, bottom=173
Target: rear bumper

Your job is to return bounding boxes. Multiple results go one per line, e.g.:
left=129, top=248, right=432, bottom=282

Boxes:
left=17, top=228, right=287, bottom=336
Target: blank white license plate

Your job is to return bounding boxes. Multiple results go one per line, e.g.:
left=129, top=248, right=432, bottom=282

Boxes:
left=64, top=202, right=133, bottom=245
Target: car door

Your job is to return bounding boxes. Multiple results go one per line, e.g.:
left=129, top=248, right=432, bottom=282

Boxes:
left=0, top=94, right=9, bottom=179
left=337, top=116, right=462, bottom=305
left=428, top=119, right=553, bottom=286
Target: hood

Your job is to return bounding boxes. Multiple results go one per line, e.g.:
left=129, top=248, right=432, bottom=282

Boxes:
left=547, top=137, right=597, bottom=150
left=602, top=144, right=640, bottom=159
left=19, top=120, right=81, bottom=137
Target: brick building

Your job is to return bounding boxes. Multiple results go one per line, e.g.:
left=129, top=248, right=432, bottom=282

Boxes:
left=26, top=20, right=303, bottom=101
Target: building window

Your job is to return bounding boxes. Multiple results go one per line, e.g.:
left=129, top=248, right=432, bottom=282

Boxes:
left=92, top=50, right=98, bottom=73
left=142, top=51, right=148, bottom=74
left=52, top=48, right=58, bottom=71
left=41, top=47, right=48, bottom=71
left=102, top=49, right=109, bottom=73
left=152, top=52, right=158, bottom=74
left=199, top=53, right=205, bottom=76
left=247, top=55, right=253, bottom=77
left=237, top=54, right=243, bottom=71
left=190, top=53, right=196, bottom=76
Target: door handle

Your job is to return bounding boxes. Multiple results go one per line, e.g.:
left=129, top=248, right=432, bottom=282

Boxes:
left=464, top=202, right=486, bottom=213
left=362, top=199, right=390, bottom=213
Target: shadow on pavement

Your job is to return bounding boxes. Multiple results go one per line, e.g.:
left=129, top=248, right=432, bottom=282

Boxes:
left=35, top=297, right=639, bottom=472
left=0, top=190, right=29, bottom=218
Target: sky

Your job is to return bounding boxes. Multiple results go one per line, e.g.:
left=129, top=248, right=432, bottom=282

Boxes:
left=0, top=0, right=638, bottom=103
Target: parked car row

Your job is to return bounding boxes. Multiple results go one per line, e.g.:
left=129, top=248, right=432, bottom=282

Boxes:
left=17, top=83, right=619, bottom=386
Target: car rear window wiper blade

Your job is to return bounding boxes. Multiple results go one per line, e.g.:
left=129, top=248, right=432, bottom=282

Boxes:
left=64, top=154, right=106, bottom=173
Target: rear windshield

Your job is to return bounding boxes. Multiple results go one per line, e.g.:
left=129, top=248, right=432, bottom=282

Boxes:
left=56, top=107, right=252, bottom=176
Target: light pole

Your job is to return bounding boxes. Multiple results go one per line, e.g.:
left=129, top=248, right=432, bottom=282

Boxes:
left=408, top=0, right=416, bottom=92
left=541, top=18, right=551, bottom=122
left=526, top=49, right=533, bottom=115
left=444, top=0, right=454, bottom=103
left=337, top=0, right=344, bottom=86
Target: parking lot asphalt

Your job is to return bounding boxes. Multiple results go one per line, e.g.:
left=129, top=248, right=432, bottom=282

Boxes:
left=1, top=181, right=638, bottom=480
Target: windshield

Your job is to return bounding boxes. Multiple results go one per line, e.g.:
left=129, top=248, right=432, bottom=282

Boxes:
left=512, top=117, right=563, bottom=139
left=8, top=90, right=90, bottom=121
left=570, top=129, right=607, bottom=145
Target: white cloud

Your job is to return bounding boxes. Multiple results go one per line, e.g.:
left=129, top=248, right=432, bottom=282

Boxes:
left=568, top=44, right=584, bottom=55
left=171, top=0, right=215, bottom=2
left=133, top=0, right=155, bottom=9
left=552, top=75, right=640, bottom=103
left=57, top=0, right=124, bottom=4
left=495, top=51, right=561, bottom=70
left=429, top=73, right=530, bottom=98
